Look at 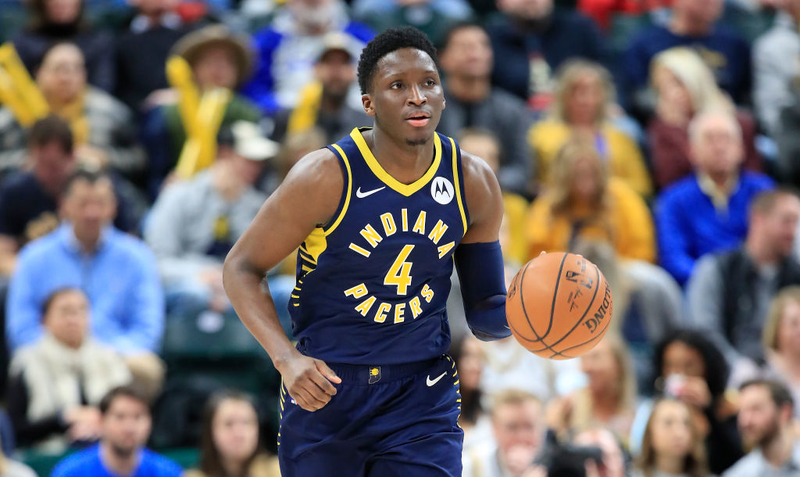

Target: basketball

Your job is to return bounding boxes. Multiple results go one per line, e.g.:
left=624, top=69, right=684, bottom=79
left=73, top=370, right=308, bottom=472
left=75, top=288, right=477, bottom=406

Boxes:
left=506, top=252, right=613, bottom=360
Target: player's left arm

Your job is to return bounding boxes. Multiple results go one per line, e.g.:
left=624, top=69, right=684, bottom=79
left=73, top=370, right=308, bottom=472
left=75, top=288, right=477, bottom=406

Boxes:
left=455, top=151, right=511, bottom=341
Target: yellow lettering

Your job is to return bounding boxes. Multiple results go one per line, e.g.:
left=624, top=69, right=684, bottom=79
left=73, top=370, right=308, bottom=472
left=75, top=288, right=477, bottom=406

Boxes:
left=410, top=297, right=423, bottom=319
left=360, top=224, right=383, bottom=248
left=380, top=213, right=397, bottom=237
left=421, top=284, right=434, bottom=303
left=355, top=296, right=376, bottom=317
left=437, top=241, right=455, bottom=259
left=374, top=302, right=391, bottom=323
left=344, top=283, right=368, bottom=299
left=394, top=303, right=406, bottom=324
left=427, top=220, right=449, bottom=244
left=401, top=208, right=409, bottom=232
left=349, top=243, right=371, bottom=258
left=413, top=211, right=426, bottom=234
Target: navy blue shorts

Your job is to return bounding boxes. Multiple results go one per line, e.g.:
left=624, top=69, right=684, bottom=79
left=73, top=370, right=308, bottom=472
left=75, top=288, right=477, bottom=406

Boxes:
left=277, top=355, right=463, bottom=477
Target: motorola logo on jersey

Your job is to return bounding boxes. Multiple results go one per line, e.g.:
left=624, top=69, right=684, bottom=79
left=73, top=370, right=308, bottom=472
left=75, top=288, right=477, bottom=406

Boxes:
left=431, top=177, right=454, bottom=205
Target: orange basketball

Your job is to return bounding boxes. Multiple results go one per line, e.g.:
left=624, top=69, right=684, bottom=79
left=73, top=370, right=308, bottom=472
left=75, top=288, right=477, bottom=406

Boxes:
left=506, top=252, right=613, bottom=360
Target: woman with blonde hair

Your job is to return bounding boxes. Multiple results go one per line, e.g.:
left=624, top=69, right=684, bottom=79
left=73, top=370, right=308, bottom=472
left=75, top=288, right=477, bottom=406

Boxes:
left=649, top=47, right=761, bottom=190
left=757, top=286, right=800, bottom=416
left=635, top=398, right=710, bottom=477
left=526, top=137, right=655, bottom=262
left=547, top=333, right=638, bottom=443
left=528, top=60, right=652, bottom=197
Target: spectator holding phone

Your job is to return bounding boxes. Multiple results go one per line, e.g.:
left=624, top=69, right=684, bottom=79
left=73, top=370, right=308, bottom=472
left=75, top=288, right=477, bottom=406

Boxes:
left=634, top=398, right=711, bottom=477
left=631, top=330, right=742, bottom=475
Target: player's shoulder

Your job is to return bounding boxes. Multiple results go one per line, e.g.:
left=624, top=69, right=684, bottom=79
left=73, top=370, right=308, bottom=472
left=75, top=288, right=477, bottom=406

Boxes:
left=459, top=150, right=502, bottom=225
left=283, top=146, right=344, bottom=189
left=459, top=150, right=499, bottom=192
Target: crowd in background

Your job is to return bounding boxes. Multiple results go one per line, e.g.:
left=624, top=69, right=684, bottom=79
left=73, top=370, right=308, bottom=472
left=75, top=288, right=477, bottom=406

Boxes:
left=0, top=0, right=799, bottom=475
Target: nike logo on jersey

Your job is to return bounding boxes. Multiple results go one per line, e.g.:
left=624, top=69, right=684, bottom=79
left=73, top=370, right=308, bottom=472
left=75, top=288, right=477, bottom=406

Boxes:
left=356, top=186, right=386, bottom=198
left=426, top=371, right=447, bottom=387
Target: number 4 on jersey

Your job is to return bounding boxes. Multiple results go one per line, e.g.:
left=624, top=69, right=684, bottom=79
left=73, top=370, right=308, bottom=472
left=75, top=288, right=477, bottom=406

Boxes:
left=384, top=245, right=415, bottom=295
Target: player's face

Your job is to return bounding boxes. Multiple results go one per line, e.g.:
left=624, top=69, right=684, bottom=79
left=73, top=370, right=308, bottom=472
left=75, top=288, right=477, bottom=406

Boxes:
left=102, top=396, right=152, bottom=456
left=44, top=290, right=88, bottom=349
left=649, top=400, right=693, bottom=460
left=777, top=300, right=800, bottom=353
left=364, top=48, right=445, bottom=147
left=212, top=399, right=259, bottom=464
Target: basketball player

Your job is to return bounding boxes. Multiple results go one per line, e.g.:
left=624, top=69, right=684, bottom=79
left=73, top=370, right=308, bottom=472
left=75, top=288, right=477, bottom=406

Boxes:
left=223, top=26, right=511, bottom=476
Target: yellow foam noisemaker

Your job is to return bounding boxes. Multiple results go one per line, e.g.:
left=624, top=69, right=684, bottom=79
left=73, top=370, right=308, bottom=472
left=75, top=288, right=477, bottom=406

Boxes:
left=167, top=55, right=232, bottom=178
left=0, top=43, right=48, bottom=127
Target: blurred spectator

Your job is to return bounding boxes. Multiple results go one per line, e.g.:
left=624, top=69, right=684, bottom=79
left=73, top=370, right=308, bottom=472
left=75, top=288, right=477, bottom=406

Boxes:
left=760, top=286, right=800, bottom=417
left=724, top=379, right=799, bottom=477
left=485, top=0, right=610, bottom=111
left=0, top=440, right=35, bottom=477
left=623, top=0, right=751, bottom=108
left=0, top=116, right=145, bottom=278
left=655, top=111, right=775, bottom=285
left=526, top=138, right=655, bottom=262
left=649, top=47, right=761, bottom=191
left=437, top=24, right=533, bottom=197
left=270, top=32, right=368, bottom=144
left=634, top=398, right=710, bottom=477
left=6, top=169, right=165, bottom=398
left=451, top=335, right=491, bottom=451
left=458, top=129, right=529, bottom=265
left=631, top=330, right=742, bottom=475
left=572, top=240, right=684, bottom=388
left=6, top=288, right=131, bottom=451
left=11, top=0, right=115, bottom=92
left=687, top=189, right=800, bottom=367
left=185, top=391, right=280, bottom=477
left=259, top=127, right=326, bottom=198
left=243, top=0, right=374, bottom=115
left=354, top=0, right=472, bottom=47
left=753, top=0, right=800, bottom=138
left=114, top=0, right=195, bottom=114
left=578, top=0, right=674, bottom=31
left=571, top=427, right=629, bottom=477
left=145, top=122, right=275, bottom=315
left=529, top=60, right=652, bottom=197
left=50, top=386, right=182, bottom=477
left=0, top=43, right=145, bottom=179
left=462, top=389, right=544, bottom=477
left=547, top=334, right=637, bottom=442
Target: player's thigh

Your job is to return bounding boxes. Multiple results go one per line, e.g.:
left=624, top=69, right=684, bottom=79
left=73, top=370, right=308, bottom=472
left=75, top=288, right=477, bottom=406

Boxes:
left=279, top=442, right=368, bottom=477
left=366, top=431, right=463, bottom=477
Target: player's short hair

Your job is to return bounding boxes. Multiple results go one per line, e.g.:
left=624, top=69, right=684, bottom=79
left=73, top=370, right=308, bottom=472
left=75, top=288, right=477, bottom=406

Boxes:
left=490, top=389, right=540, bottom=418
left=739, top=378, right=794, bottom=411
left=28, top=114, right=73, bottom=153
left=357, top=26, right=439, bottom=95
left=99, top=385, right=151, bottom=415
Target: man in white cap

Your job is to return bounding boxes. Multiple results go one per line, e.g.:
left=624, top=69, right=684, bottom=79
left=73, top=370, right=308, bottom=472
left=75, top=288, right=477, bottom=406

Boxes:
left=145, top=121, right=278, bottom=315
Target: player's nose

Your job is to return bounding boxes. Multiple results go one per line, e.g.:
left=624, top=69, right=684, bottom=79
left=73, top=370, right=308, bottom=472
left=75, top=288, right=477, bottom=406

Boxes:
left=406, top=84, right=427, bottom=106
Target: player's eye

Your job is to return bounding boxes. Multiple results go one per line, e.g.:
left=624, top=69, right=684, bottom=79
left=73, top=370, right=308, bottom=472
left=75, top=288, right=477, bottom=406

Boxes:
left=390, top=81, right=402, bottom=90
left=425, top=79, right=436, bottom=87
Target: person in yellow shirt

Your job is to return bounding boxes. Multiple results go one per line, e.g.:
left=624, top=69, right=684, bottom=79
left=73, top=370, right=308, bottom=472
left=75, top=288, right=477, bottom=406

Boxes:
left=526, top=137, right=655, bottom=263
left=529, top=60, right=652, bottom=197
left=458, top=128, right=529, bottom=266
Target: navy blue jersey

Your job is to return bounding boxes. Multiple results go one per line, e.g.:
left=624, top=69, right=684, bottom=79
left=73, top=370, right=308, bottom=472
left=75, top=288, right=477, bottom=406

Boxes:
left=289, top=128, right=470, bottom=365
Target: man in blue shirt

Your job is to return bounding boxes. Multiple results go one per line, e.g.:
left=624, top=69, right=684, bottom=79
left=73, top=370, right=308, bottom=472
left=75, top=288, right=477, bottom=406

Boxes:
left=623, top=0, right=751, bottom=108
left=6, top=168, right=165, bottom=396
left=51, top=386, right=182, bottom=477
left=655, top=110, right=775, bottom=285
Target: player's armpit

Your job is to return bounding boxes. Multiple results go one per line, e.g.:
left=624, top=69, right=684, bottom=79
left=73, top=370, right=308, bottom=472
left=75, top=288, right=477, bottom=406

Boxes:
left=459, top=151, right=503, bottom=244
left=455, top=241, right=511, bottom=341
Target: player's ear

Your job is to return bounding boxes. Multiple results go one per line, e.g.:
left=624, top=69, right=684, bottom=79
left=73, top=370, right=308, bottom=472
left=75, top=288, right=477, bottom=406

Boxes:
left=362, top=94, right=376, bottom=117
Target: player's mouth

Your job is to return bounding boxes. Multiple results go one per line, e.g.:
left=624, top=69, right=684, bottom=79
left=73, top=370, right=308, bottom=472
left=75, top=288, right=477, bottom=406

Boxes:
left=405, top=111, right=431, bottom=128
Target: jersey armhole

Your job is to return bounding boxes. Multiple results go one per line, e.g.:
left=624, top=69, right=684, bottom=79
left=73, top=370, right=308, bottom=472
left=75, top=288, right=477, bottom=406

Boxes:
left=321, top=144, right=352, bottom=235
left=449, top=137, right=470, bottom=236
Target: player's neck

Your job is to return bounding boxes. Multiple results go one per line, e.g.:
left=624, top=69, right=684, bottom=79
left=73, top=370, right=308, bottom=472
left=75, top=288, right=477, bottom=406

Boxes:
left=367, top=127, right=435, bottom=184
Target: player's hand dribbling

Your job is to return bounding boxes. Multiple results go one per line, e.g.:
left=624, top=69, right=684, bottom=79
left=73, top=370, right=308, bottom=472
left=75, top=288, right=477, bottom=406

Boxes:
left=280, top=351, right=342, bottom=412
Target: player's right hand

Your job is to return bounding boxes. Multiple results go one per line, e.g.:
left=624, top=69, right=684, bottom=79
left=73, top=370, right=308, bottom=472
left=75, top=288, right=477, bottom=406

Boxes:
left=280, top=351, right=342, bottom=412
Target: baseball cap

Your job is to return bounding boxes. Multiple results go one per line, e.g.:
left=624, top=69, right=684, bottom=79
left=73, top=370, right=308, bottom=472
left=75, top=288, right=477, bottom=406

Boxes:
left=218, top=121, right=279, bottom=161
